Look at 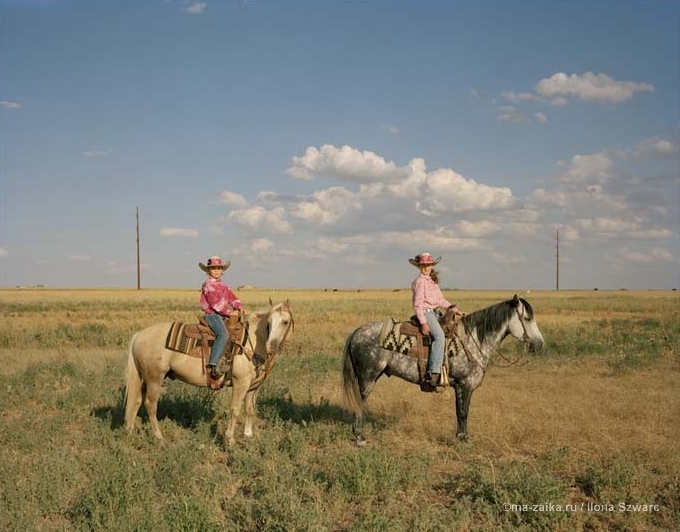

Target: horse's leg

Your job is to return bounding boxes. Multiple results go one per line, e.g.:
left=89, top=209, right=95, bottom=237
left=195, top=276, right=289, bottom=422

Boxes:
left=225, top=377, right=249, bottom=445
left=124, top=384, right=143, bottom=434
left=124, top=342, right=143, bottom=434
left=353, top=410, right=366, bottom=447
left=143, top=378, right=164, bottom=440
left=243, top=387, right=260, bottom=439
left=352, top=371, right=382, bottom=447
left=453, top=381, right=473, bottom=441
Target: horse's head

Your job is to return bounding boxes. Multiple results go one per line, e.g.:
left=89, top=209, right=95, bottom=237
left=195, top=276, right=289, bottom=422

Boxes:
left=265, top=298, right=294, bottom=356
left=507, top=295, right=544, bottom=352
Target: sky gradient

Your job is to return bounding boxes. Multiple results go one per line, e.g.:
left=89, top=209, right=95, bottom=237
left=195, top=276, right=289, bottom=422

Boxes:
left=1, top=0, right=678, bottom=290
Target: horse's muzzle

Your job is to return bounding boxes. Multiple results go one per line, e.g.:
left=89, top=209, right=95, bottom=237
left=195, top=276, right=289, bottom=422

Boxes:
left=528, top=338, right=544, bottom=353
left=266, top=340, right=279, bottom=356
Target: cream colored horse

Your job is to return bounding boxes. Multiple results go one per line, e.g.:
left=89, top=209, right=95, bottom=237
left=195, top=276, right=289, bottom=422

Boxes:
left=124, top=299, right=294, bottom=444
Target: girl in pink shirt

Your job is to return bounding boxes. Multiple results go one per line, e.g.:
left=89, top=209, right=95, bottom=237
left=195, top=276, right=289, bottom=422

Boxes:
left=410, top=252, right=464, bottom=391
left=199, top=255, right=244, bottom=379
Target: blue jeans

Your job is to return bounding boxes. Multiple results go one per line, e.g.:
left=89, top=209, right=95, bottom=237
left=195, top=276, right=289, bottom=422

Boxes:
left=425, top=310, right=446, bottom=374
left=204, top=313, right=229, bottom=367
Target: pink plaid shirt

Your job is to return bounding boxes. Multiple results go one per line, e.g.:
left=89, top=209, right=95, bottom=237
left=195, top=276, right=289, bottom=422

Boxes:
left=411, top=273, right=453, bottom=325
left=200, top=278, right=243, bottom=316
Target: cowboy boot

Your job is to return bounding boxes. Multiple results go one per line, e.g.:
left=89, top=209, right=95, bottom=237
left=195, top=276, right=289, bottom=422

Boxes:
left=208, top=364, right=223, bottom=380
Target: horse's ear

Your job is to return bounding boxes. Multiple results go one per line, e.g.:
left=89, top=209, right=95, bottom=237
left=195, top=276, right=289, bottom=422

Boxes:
left=511, top=294, right=519, bottom=306
left=285, top=298, right=290, bottom=308
left=269, top=297, right=273, bottom=307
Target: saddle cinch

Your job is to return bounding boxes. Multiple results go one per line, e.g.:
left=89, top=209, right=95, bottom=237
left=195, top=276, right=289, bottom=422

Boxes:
left=379, top=307, right=464, bottom=389
left=165, top=313, right=249, bottom=388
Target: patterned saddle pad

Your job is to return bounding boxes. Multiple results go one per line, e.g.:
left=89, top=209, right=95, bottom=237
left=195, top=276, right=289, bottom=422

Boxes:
left=378, top=316, right=465, bottom=359
left=165, top=313, right=248, bottom=359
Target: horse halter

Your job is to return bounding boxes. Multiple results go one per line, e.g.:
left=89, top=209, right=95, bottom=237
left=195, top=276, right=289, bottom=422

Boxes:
left=266, top=304, right=295, bottom=354
left=514, top=303, right=531, bottom=346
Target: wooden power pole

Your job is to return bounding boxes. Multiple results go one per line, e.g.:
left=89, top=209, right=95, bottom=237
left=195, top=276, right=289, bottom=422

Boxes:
left=136, top=207, right=141, bottom=290
left=555, top=229, right=560, bottom=291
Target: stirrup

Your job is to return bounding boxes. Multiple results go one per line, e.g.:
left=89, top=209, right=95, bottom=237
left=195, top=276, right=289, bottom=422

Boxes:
left=439, top=364, right=449, bottom=387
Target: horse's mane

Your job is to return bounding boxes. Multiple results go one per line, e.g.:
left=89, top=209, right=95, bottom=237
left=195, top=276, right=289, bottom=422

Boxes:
left=249, top=300, right=294, bottom=324
left=462, top=297, right=533, bottom=344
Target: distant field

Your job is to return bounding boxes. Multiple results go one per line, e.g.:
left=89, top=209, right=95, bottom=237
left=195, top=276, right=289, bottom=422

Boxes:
left=1, top=288, right=678, bottom=531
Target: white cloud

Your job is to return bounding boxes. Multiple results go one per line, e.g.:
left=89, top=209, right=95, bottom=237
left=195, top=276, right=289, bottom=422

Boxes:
left=490, top=252, right=524, bottom=265
left=549, top=96, right=569, bottom=106
left=210, top=141, right=675, bottom=289
left=251, top=238, right=274, bottom=252
left=558, top=225, right=581, bottom=242
left=420, top=168, right=516, bottom=213
left=356, top=229, right=487, bottom=252
left=503, top=92, right=542, bottom=103
left=342, top=254, right=380, bottom=266
left=227, top=205, right=292, bottom=234
left=453, top=220, right=501, bottom=238
left=620, top=247, right=674, bottom=263
left=316, top=237, right=349, bottom=254
left=0, top=100, right=22, bottom=109
left=286, top=144, right=411, bottom=182
left=384, top=159, right=427, bottom=198
left=381, top=123, right=400, bottom=135
left=220, top=190, right=248, bottom=206
left=497, top=106, right=530, bottom=123
left=186, top=2, right=207, bottom=14
left=535, top=72, right=654, bottom=103
left=159, top=228, right=198, bottom=237
left=557, top=153, right=616, bottom=185
left=291, top=186, right=362, bottom=225
left=0, top=247, right=8, bottom=257
left=632, top=137, right=679, bottom=158
left=496, top=106, right=546, bottom=124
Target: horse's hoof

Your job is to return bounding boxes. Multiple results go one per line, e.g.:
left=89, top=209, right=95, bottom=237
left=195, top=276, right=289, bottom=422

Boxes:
left=456, top=433, right=468, bottom=442
left=355, top=438, right=367, bottom=447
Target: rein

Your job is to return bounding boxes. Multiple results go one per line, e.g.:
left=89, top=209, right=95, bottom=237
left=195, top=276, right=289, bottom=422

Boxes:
left=455, top=306, right=530, bottom=369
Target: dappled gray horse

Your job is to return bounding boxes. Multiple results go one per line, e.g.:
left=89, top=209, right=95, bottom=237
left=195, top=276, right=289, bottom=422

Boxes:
left=124, top=300, right=294, bottom=444
left=342, top=295, right=544, bottom=445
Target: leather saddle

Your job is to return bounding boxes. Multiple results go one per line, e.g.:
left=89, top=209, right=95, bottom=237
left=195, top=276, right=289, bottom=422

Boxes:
left=400, top=308, right=460, bottom=387
left=180, top=313, right=249, bottom=386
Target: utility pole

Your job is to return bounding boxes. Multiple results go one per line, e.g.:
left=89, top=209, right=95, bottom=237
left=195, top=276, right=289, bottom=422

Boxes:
left=136, top=207, right=141, bottom=290
left=555, top=229, right=560, bottom=291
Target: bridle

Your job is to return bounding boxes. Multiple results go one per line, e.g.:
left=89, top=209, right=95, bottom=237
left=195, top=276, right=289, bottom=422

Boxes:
left=454, top=301, right=531, bottom=370
left=514, top=304, right=531, bottom=346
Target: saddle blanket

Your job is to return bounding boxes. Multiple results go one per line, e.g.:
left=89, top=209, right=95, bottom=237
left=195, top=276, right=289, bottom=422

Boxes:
left=379, top=318, right=463, bottom=358
left=165, top=322, right=203, bottom=354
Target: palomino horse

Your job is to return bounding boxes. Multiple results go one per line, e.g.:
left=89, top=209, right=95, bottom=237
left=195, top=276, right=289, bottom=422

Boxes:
left=342, top=295, right=544, bottom=446
left=124, top=300, right=294, bottom=444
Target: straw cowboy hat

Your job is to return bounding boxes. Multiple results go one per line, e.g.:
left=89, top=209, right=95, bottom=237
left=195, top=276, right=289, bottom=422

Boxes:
left=199, top=255, right=231, bottom=273
left=408, top=252, right=441, bottom=267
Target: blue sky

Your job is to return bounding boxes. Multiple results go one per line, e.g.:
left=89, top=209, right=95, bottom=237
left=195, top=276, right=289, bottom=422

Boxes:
left=1, top=0, right=678, bottom=290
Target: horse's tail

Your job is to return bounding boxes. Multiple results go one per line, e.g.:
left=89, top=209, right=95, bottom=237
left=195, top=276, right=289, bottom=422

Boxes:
left=123, top=333, right=142, bottom=426
left=341, top=329, right=363, bottom=416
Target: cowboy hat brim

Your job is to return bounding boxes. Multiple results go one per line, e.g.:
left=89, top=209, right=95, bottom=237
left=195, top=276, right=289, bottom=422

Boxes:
left=199, top=260, right=231, bottom=273
left=409, top=256, right=441, bottom=267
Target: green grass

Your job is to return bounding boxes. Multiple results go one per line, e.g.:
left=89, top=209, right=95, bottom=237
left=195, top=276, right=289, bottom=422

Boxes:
left=0, top=289, right=678, bottom=531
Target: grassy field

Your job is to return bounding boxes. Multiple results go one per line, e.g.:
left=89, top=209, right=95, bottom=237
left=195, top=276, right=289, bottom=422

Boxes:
left=0, top=288, right=678, bottom=531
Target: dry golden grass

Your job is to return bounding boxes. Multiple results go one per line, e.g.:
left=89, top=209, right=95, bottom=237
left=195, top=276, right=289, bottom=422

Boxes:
left=1, top=288, right=678, bottom=531
left=315, top=354, right=680, bottom=460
